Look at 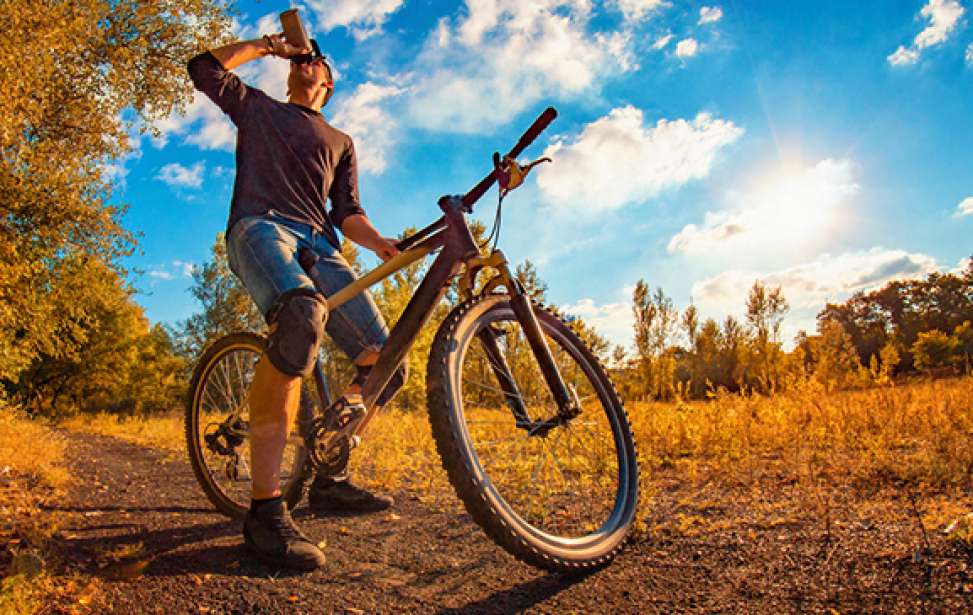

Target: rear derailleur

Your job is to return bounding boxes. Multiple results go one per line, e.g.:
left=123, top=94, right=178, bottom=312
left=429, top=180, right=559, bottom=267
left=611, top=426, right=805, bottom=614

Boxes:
left=204, top=416, right=250, bottom=480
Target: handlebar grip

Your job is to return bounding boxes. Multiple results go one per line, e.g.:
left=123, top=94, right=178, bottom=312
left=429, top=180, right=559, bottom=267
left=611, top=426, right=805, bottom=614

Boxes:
left=462, top=106, right=558, bottom=209
left=509, top=106, right=557, bottom=159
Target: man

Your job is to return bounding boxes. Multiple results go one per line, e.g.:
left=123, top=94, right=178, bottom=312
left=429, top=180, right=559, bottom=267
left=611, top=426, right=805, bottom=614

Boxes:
left=188, top=33, right=406, bottom=571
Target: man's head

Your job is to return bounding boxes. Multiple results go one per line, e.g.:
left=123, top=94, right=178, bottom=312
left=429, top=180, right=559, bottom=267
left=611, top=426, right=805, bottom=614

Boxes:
left=287, top=39, right=334, bottom=109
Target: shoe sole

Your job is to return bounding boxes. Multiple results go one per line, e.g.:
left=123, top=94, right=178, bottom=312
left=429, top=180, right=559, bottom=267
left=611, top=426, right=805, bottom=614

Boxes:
left=243, top=541, right=325, bottom=572
left=308, top=501, right=392, bottom=515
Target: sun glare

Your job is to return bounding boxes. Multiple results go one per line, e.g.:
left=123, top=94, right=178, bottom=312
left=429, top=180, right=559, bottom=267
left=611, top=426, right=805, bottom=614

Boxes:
left=743, top=159, right=857, bottom=248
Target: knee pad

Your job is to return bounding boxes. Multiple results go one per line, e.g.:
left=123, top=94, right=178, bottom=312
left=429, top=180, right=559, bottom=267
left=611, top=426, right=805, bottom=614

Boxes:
left=355, top=361, right=408, bottom=406
left=265, top=288, right=328, bottom=377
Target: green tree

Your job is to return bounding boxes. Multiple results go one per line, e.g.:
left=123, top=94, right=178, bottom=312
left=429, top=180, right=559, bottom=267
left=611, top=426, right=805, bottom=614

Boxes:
left=9, top=259, right=185, bottom=416
left=912, top=330, right=959, bottom=372
left=0, top=1, right=231, bottom=381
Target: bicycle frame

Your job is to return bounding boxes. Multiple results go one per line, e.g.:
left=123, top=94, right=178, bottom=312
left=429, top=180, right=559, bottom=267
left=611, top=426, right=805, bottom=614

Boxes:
left=305, top=107, right=573, bottom=454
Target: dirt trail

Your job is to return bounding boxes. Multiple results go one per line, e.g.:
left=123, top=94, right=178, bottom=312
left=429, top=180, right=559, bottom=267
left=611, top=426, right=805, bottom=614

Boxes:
left=42, top=429, right=972, bottom=614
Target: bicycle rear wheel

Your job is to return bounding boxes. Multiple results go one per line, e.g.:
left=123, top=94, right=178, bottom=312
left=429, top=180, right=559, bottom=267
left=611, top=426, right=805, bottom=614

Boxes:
left=185, top=332, right=313, bottom=520
left=427, top=295, right=639, bottom=571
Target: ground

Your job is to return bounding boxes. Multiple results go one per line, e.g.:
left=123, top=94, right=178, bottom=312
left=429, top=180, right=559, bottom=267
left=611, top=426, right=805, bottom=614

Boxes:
left=18, top=427, right=973, bottom=614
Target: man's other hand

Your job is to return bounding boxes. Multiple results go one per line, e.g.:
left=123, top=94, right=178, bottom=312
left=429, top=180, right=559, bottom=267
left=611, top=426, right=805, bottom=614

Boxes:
left=374, top=237, right=400, bottom=262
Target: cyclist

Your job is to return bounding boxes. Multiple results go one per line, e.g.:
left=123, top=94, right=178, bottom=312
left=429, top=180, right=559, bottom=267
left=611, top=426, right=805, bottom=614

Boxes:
left=188, top=33, right=406, bottom=571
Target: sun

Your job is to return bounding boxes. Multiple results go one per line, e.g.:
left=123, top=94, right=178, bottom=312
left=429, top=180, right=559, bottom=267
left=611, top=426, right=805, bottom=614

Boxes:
left=744, top=159, right=857, bottom=248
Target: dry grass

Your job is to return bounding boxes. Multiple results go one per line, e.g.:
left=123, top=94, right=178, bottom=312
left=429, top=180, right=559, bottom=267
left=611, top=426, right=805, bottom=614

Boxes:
left=61, top=410, right=186, bottom=460
left=0, top=405, right=69, bottom=614
left=628, top=376, right=973, bottom=490
left=58, top=377, right=973, bottom=529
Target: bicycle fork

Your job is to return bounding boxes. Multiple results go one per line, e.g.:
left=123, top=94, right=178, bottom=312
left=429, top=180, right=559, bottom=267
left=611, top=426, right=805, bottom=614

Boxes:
left=475, top=254, right=580, bottom=432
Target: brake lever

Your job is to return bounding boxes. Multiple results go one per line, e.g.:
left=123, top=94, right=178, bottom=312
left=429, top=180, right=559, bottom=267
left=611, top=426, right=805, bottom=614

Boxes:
left=493, top=153, right=552, bottom=197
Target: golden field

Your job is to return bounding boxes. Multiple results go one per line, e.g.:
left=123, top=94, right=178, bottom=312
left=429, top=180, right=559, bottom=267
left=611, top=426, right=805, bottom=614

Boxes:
left=62, top=376, right=973, bottom=509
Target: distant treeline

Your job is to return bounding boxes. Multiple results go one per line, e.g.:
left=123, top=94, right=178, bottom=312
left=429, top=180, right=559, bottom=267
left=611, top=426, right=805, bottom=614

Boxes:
left=609, top=261, right=973, bottom=402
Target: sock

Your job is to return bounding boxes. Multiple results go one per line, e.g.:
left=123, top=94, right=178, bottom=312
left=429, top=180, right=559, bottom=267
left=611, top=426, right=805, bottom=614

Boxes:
left=250, top=495, right=282, bottom=512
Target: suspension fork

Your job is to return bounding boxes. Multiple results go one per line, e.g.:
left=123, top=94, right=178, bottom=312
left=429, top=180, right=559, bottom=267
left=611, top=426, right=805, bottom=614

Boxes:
left=473, top=252, right=576, bottom=419
left=475, top=325, right=532, bottom=427
left=506, top=276, right=577, bottom=417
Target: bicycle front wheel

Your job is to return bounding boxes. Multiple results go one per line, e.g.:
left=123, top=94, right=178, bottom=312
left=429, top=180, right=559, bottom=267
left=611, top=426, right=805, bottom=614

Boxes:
left=185, top=332, right=313, bottom=520
left=427, top=295, right=639, bottom=571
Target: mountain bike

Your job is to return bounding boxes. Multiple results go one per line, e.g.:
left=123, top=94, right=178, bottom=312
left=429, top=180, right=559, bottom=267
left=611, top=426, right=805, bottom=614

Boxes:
left=185, top=107, right=640, bottom=571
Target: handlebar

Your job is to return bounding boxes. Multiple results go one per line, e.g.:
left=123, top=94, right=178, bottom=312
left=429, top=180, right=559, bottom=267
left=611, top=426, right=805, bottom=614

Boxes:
left=395, top=106, right=558, bottom=252
left=461, top=106, right=557, bottom=210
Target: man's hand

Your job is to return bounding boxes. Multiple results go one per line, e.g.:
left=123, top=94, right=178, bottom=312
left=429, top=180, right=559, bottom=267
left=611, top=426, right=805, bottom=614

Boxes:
left=263, top=33, right=310, bottom=59
left=340, top=215, right=400, bottom=262
left=373, top=237, right=401, bottom=262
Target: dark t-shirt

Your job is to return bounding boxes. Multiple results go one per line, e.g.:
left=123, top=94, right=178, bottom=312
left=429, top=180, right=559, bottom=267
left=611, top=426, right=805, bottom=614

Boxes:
left=187, top=51, right=364, bottom=248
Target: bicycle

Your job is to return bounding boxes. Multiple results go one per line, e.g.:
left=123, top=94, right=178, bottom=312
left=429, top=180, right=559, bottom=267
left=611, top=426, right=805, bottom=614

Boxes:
left=185, top=107, right=640, bottom=571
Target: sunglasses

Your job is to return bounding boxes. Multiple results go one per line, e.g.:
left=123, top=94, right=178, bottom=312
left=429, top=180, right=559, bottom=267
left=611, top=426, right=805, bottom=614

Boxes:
left=290, top=38, right=327, bottom=66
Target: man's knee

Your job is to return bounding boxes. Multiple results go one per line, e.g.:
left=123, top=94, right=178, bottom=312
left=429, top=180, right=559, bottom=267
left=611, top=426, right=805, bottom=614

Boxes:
left=265, top=288, right=328, bottom=377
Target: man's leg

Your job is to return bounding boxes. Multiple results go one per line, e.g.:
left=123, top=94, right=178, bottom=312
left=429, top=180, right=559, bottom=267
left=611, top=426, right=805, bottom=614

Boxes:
left=248, top=356, right=302, bottom=500
left=225, top=215, right=328, bottom=570
left=304, top=243, right=406, bottom=514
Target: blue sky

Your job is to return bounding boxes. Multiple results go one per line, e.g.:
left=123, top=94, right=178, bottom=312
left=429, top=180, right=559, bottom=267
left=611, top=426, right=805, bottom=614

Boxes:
left=118, top=0, right=973, bottom=351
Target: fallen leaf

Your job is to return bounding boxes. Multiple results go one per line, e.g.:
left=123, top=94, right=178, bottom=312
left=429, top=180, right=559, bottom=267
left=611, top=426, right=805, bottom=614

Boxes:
left=191, top=574, right=203, bottom=586
left=287, top=595, right=299, bottom=603
left=106, top=558, right=151, bottom=581
left=385, top=513, right=401, bottom=522
left=339, top=527, right=350, bottom=535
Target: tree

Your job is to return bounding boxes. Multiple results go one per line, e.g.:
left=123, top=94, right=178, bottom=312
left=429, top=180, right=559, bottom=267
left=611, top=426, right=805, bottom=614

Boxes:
left=631, top=280, right=678, bottom=400
left=8, top=258, right=185, bottom=416
left=0, top=1, right=231, bottom=381
left=745, top=281, right=789, bottom=393
left=912, top=330, right=959, bottom=372
left=176, top=234, right=265, bottom=361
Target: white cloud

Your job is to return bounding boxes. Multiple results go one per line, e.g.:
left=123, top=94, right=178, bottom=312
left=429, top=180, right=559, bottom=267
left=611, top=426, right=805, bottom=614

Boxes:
left=692, top=248, right=940, bottom=342
left=612, top=0, right=667, bottom=22
left=915, top=0, right=964, bottom=48
left=307, top=0, right=405, bottom=40
left=956, top=196, right=973, bottom=216
left=967, top=42, right=973, bottom=64
left=406, top=1, right=639, bottom=133
left=888, top=0, right=964, bottom=66
left=329, top=83, right=406, bottom=174
left=887, top=45, right=920, bottom=66
left=693, top=248, right=938, bottom=311
left=675, top=38, right=699, bottom=59
left=148, top=260, right=195, bottom=281
left=535, top=106, right=742, bottom=213
left=156, top=162, right=205, bottom=189
left=698, top=6, right=723, bottom=25
left=653, top=33, right=673, bottom=49
left=668, top=158, right=859, bottom=256
left=562, top=297, right=634, bottom=350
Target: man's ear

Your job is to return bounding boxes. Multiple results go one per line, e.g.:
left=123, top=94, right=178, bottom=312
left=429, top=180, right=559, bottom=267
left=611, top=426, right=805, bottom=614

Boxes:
left=320, top=86, right=334, bottom=109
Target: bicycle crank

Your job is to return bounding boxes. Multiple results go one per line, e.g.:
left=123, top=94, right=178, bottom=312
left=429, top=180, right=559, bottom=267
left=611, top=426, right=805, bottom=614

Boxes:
left=305, top=397, right=365, bottom=475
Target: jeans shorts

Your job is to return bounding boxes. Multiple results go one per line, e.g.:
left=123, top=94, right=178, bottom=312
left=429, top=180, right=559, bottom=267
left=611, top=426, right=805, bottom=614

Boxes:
left=226, top=210, right=389, bottom=363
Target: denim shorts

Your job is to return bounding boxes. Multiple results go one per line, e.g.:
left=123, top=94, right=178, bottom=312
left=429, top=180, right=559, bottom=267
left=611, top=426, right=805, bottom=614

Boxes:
left=226, top=210, right=389, bottom=363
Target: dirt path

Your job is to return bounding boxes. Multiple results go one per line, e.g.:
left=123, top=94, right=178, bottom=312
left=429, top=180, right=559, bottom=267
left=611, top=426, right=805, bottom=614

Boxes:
left=40, top=429, right=973, bottom=614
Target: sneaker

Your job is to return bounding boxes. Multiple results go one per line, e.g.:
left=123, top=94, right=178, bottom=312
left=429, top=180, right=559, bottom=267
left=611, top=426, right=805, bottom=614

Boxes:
left=308, top=477, right=394, bottom=514
left=243, top=498, right=326, bottom=571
